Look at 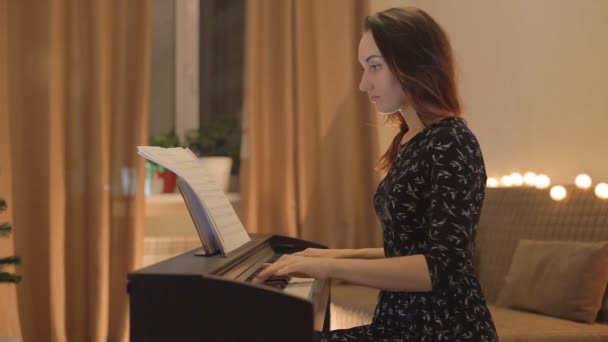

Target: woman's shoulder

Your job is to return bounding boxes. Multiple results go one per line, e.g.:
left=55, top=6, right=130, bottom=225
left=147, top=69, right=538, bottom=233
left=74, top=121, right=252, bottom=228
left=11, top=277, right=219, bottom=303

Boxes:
left=423, top=117, right=479, bottom=149
left=419, top=117, right=484, bottom=168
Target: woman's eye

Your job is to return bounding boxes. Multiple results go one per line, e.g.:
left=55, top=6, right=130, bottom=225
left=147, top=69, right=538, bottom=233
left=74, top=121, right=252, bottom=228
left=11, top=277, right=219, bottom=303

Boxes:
left=360, top=65, right=381, bottom=72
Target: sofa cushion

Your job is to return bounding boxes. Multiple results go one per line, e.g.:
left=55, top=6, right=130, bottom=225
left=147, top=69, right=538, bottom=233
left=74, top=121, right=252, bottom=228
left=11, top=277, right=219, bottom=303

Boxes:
left=490, top=305, right=608, bottom=342
left=497, top=239, right=608, bottom=323
left=474, top=187, right=608, bottom=321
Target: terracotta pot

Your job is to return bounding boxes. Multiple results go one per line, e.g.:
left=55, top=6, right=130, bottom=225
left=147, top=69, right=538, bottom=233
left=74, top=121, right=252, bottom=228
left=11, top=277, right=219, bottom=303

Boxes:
left=158, top=170, right=177, bottom=193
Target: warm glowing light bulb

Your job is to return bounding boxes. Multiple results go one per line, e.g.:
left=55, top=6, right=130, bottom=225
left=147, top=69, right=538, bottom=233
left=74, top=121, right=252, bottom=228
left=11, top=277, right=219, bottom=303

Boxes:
left=487, top=178, right=499, bottom=188
left=535, top=174, right=551, bottom=189
left=595, top=183, right=608, bottom=200
left=575, top=174, right=592, bottom=189
left=523, top=172, right=537, bottom=186
left=510, top=173, right=524, bottom=186
left=500, top=175, right=513, bottom=187
left=550, top=185, right=567, bottom=201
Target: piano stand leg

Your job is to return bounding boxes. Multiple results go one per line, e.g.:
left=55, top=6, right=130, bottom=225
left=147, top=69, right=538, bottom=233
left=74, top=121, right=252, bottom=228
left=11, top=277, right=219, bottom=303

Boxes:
left=193, top=246, right=220, bottom=256
left=323, top=291, right=331, bottom=332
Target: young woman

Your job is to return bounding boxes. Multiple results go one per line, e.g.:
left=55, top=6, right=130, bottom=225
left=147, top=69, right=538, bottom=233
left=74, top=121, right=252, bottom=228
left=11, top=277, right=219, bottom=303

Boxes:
left=255, top=7, right=498, bottom=341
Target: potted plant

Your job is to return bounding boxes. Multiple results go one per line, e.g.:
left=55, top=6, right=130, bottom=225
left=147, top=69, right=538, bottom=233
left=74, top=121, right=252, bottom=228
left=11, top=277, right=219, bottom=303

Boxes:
left=146, top=133, right=181, bottom=194
left=0, top=198, right=21, bottom=284
left=185, top=116, right=240, bottom=192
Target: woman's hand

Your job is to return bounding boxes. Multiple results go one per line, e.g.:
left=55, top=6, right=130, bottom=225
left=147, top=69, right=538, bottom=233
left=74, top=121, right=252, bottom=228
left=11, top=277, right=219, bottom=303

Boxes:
left=252, top=254, right=333, bottom=283
left=291, top=248, right=352, bottom=259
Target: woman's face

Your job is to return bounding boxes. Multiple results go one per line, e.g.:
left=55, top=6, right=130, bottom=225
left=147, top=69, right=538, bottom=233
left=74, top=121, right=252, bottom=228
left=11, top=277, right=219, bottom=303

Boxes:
left=358, top=31, right=405, bottom=114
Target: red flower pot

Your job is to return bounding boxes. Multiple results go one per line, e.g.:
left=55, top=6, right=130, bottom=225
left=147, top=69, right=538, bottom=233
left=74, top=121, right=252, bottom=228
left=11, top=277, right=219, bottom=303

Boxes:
left=158, top=170, right=177, bottom=193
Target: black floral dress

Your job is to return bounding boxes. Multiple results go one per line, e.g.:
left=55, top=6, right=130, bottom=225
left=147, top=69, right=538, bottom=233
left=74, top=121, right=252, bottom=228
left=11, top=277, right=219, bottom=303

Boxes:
left=320, top=117, right=498, bottom=342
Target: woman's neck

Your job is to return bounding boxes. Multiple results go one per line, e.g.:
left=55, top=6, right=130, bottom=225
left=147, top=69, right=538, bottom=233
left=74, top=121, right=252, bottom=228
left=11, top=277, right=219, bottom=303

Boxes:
left=398, top=105, right=425, bottom=145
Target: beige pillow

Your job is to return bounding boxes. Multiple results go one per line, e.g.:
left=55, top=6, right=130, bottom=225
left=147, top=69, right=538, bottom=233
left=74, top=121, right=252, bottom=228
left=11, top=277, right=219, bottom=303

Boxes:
left=497, top=239, right=608, bottom=323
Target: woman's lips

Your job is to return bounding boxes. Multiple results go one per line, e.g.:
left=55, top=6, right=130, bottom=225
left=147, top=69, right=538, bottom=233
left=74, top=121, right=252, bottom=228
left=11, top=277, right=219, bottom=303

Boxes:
left=369, top=96, right=379, bottom=103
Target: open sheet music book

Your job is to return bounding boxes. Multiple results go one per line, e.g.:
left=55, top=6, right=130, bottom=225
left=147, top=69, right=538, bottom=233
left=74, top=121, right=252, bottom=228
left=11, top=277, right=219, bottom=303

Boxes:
left=137, top=146, right=251, bottom=256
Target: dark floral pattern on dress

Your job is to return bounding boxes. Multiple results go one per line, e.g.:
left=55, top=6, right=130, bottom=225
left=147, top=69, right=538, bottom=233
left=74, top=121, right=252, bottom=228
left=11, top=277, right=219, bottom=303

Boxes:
left=320, top=117, right=498, bottom=342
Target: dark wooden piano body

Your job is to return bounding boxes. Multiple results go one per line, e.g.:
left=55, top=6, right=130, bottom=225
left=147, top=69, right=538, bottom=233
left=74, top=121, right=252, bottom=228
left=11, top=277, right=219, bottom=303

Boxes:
left=128, top=235, right=330, bottom=342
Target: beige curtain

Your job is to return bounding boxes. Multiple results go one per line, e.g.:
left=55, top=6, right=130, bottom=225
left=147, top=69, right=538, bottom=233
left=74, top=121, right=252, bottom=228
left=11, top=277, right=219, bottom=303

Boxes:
left=242, top=0, right=382, bottom=249
left=0, top=1, right=150, bottom=341
left=0, top=2, right=23, bottom=339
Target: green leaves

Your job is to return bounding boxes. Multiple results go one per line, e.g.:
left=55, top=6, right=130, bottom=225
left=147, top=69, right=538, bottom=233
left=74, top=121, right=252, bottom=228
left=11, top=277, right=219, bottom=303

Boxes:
left=0, top=197, right=21, bottom=284
left=149, top=133, right=181, bottom=148
left=145, top=160, right=166, bottom=178
left=0, top=223, right=12, bottom=237
left=0, top=256, right=21, bottom=266
left=185, top=116, right=239, bottom=158
left=0, top=273, right=21, bottom=284
left=0, top=198, right=11, bottom=237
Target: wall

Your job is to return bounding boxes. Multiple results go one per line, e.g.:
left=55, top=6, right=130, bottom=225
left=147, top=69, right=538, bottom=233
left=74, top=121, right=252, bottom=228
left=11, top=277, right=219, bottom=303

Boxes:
left=371, top=0, right=608, bottom=185
left=150, top=0, right=175, bottom=137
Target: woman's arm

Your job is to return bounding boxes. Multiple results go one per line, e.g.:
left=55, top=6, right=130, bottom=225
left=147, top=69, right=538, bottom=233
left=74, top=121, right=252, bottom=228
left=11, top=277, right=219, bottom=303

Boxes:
left=328, top=255, right=432, bottom=292
left=348, top=248, right=385, bottom=259
left=293, top=247, right=385, bottom=259
left=254, top=253, right=432, bottom=292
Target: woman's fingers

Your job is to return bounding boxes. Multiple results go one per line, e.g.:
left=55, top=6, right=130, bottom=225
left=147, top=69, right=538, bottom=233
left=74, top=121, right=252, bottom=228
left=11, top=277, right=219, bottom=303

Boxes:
left=292, top=248, right=318, bottom=257
left=254, top=258, right=290, bottom=282
left=274, top=265, right=293, bottom=276
left=254, top=256, right=303, bottom=283
left=254, top=266, right=275, bottom=282
left=276, top=263, right=316, bottom=278
left=252, top=263, right=272, bottom=282
left=253, top=257, right=322, bottom=283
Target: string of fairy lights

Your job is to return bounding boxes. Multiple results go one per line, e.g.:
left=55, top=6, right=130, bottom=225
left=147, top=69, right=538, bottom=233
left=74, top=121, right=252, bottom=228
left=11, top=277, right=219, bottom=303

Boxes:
left=486, top=172, right=608, bottom=201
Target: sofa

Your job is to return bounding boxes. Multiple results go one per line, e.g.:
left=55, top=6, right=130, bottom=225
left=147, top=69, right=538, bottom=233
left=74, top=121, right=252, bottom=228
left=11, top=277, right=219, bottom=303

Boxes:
left=331, top=187, right=608, bottom=341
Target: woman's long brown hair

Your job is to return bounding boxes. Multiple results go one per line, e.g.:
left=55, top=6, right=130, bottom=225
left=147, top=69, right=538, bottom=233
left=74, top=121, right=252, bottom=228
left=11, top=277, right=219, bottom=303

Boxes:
left=364, top=7, right=462, bottom=172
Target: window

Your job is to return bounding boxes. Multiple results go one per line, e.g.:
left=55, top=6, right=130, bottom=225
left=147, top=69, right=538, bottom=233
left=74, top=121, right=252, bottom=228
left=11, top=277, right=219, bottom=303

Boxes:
left=149, top=0, right=245, bottom=193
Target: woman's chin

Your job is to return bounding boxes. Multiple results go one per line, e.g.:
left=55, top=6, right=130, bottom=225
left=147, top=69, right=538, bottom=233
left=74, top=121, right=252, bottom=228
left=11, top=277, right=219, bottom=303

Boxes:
left=376, top=105, right=401, bottom=115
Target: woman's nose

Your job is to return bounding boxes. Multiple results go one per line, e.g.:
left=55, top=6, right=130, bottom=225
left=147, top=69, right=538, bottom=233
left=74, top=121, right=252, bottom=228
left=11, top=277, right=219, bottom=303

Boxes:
left=359, top=74, right=369, bottom=92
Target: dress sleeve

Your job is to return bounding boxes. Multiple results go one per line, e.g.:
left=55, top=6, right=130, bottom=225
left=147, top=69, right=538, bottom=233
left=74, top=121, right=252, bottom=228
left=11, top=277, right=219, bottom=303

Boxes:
left=422, top=129, right=482, bottom=293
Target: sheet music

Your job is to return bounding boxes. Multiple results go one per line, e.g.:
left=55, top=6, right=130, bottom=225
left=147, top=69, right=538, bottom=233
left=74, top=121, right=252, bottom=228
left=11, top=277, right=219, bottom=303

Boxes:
left=137, top=146, right=251, bottom=254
